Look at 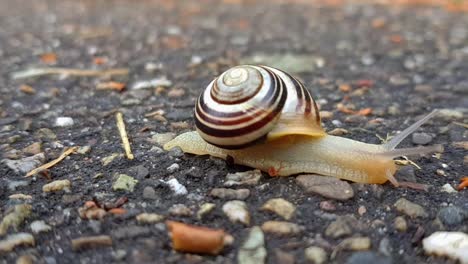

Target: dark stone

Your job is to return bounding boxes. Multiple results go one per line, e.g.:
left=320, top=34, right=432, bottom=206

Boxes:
left=437, top=206, right=466, bottom=226
left=345, top=252, right=393, bottom=264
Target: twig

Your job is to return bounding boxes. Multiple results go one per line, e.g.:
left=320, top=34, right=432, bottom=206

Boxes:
left=25, top=147, right=78, bottom=177
left=116, top=112, right=134, bottom=160
left=452, top=121, right=468, bottom=129
left=11, top=67, right=129, bottom=79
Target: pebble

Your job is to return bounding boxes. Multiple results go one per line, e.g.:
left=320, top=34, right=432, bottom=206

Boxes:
left=395, top=166, right=416, bottom=182
left=437, top=206, right=466, bottom=226
left=113, top=174, right=138, bottom=192
left=260, top=198, right=296, bottom=220
left=54, top=117, right=74, bottom=127
left=210, top=188, right=250, bottom=200
left=22, top=142, right=41, bottom=155
left=132, top=77, right=172, bottom=89
left=2, top=153, right=45, bottom=174
left=319, top=111, right=334, bottom=120
left=0, top=204, right=32, bottom=235
left=345, top=252, right=393, bottom=264
left=328, top=128, right=348, bottom=136
left=340, top=237, right=371, bottom=251
left=160, top=178, right=187, bottom=196
left=76, top=146, right=91, bottom=155
left=42, top=179, right=71, bottom=193
left=62, top=194, right=82, bottom=204
left=325, top=215, right=359, bottom=238
left=0, top=233, right=35, bottom=253
left=437, top=109, right=464, bottom=120
left=224, top=169, right=262, bottom=186
left=197, top=203, right=216, bottom=219
left=166, top=163, right=179, bottom=173
left=71, top=235, right=113, bottom=251
left=238, top=226, right=266, bottom=264
left=35, top=128, right=57, bottom=140
left=296, top=174, right=354, bottom=200
left=101, top=153, right=121, bottom=166
left=320, top=201, right=336, bottom=212
left=222, top=200, right=250, bottom=225
left=412, top=133, right=433, bottom=145
left=394, top=216, right=408, bottom=232
left=169, top=204, right=192, bottom=217
left=16, top=254, right=35, bottom=264
left=142, top=186, right=157, bottom=200
left=379, top=237, right=392, bottom=257
left=136, top=213, right=165, bottom=224
left=389, top=75, right=410, bottom=85
left=440, top=183, right=457, bottom=193
left=394, top=198, right=428, bottom=218
left=261, top=221, right=302, bottom=236
left=128, top=165, right=149, bottom=179
left=422, top=231, right=468, bottom=264
left=167, top=88, right=185, bottom=98
left=7, top=180, right=30, bottom=191
left=305, top=246, right=328, bottom=264
left=30, top=220, right=52, bottom=234
left=275, top=249, right=295, bottom=264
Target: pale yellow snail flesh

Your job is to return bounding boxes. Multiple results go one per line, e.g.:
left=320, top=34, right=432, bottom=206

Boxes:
left=164, top=65, right=443, bottom=186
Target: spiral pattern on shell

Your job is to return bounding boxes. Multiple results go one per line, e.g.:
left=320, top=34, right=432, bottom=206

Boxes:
left=195, top=65, right=321, bottom=149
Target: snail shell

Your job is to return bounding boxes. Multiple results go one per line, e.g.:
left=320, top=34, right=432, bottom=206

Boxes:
left=195, top=65, right=326, bottom=149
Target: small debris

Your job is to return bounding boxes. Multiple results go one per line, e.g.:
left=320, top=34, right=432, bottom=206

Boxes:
left=394, top=216, right=408, bottom=232
left=11, top=67, right=129, bottom=79
left=0, top=233, right=35, bottom=253
left=142, top=186, right=158, bottom=200
left=210, top=188, right=250, bottom=200
left=305, top=246, right=328, bottom=264
left=71, top=235, right=113, bottom=251
left=113, top=174, right=138, bottom=192
left=260, top=198, right=296, bottom=220
left=167, top=88, right=185, bottom=98
left=394, top=198, right=428, bottom=218
left=261, top=221, right=302, bottom=236
left=320, top=200, right=336, bottom=212
left=0, top=204, right=32, bottom=235
left=437, top=109, right=464, bottom=120
left=160, top=178, right=188, bottom=196
left=136, top=213, right=165, bottom=224
left=319, top=111, right=334, bottom=120
left=224, top=169, right=262, bottom=186
left=96, top=81, right=126, bottom=92
left=42, top=179, right=71, bottom=193
left=328, top=128, right=349, bottom=136
left=166, top=221, right=232, bottom=255
left=54, top=117, right=74, bottom=127
left=222, top=200, right=250, bottom=225
left=115, top=112, right=134, bottom=160
left=423, top=232, right=468, bottom=264
left=25, top=147, right=78, bottom=177
left=30, top=220, right=52, bottom=234
left=238, top=226, right=266, bottom=264
left=78, top=201, right=107, bottom=220
left=458, top=177, right=468, bottom=191
left=338, top=237, right=371, bottom=251
left=132, top=77, right=172, bottom=90
left=197, top=203, right=216, bottom=220
left=296, top=174, right=354, bottom=200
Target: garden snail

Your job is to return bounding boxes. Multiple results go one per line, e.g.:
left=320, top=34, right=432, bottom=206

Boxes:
left=164, top=65, right=444, bottom=186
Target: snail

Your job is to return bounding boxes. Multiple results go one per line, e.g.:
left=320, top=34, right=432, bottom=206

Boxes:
left=164, top=65, right=443, bottom=186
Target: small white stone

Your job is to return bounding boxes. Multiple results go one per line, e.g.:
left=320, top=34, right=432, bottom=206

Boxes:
left=161, top=178, right=187, bottom=196
left=222, top=200, right=250, bottom=225
left=30, top=220, right=52, bottom=234
left=423, top=231, right=468, bottom=264
left=54, top=117, right=74, bottom=127
left=441, top=183, right=457, bottom=193
left=166, top=163, right=179, bottom=173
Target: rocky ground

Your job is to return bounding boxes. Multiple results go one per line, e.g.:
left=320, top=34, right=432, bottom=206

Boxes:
left=0, top=0, right=467, bottom=263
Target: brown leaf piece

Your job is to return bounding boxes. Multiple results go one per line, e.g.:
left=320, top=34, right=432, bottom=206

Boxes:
left=166, top=221, right=232, bottom=255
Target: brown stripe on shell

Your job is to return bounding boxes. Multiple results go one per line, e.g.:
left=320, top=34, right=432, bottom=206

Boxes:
left=195, top=70, right=287, bottom=138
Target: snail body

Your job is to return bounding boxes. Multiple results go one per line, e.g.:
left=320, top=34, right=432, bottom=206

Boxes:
left=164, top=65, right=443, bottom=186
